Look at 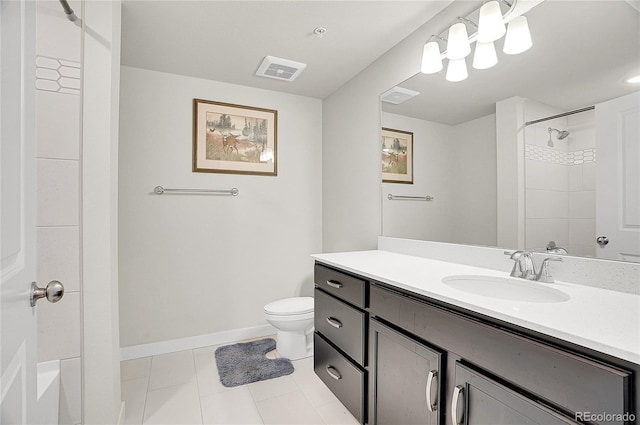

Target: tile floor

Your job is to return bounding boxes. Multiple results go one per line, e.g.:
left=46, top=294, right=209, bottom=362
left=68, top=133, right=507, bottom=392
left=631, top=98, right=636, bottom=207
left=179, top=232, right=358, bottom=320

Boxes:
left=120, top=337, right=359, bottom=425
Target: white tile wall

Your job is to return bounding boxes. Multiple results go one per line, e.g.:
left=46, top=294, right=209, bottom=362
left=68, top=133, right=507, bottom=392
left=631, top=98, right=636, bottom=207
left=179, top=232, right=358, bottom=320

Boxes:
left=37, top=291, right=81, bottom=362
left=36, top=159, right=80, bottom=226
left=35, top=0, right=83, bottom=422
left=525, top=108, right=596, bottom=256
left=37, top=226, right=80, bottom=292
left=36, top=90, right=80, bottom=159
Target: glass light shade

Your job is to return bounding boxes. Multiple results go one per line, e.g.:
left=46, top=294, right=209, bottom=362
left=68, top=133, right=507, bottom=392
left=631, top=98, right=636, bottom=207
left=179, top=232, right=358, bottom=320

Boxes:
left=473, top=41, right=498, bottom=69
left=503, top=16, right=532, bottom=55
left=446, top=58, right=468, bottom=82
left=477, top=1, right=506, bottom=43
left=446, top=22, right=471, bottom=59
left=421, top=41, right=443, bottom=74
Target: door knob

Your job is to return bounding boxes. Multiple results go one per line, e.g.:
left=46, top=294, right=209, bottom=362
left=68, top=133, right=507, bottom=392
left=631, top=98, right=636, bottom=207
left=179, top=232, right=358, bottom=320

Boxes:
left=30, top=280, right=64, bottom=307
left=596, top=236, right=609, bottom=246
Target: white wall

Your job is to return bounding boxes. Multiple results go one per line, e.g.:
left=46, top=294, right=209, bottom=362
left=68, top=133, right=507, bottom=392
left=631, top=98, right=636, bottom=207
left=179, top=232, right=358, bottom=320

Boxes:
left=450, top=114, right=497, bottom=246
left=322, top=1, right=468, bottom=253
left=118, top=66, right=322, bottom=347
left=381, top=112, right=453, bottom=242
left=34, top=0, right=82, bottom=423
left=82, top=1, right=122, bottom=422
left=381, top=112, right=497, bottom=247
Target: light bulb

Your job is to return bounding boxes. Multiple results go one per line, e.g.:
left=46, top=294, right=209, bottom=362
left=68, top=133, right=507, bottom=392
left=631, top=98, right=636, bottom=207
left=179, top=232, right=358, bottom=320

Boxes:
left=446, top=58, right=468, bottom=82
left=446, top=22, right=471, bottom=59
left=503, top=16, right=533, bottom=55
left=421, top=41, right=443, bottom=74
left=473, top=41, right=498, bottom=69
left=477, top=1, right=506, bottom=43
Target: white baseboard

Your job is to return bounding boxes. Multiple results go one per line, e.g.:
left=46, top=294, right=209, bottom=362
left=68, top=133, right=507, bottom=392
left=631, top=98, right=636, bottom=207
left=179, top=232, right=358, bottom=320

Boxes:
left=120, top=324, right=277, bottom=361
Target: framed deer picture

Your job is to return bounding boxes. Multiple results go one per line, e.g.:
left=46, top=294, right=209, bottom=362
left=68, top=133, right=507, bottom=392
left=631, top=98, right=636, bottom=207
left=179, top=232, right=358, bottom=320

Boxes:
left=381, top=127, right=413, bottom=184
left=193, top=98, right=278, bottom=176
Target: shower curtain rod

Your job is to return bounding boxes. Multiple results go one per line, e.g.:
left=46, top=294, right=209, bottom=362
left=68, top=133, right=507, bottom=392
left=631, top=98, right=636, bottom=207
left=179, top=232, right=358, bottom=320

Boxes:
left=58, top=0, right=78, bottom=22
left=524, top=106, right=595, bottom=127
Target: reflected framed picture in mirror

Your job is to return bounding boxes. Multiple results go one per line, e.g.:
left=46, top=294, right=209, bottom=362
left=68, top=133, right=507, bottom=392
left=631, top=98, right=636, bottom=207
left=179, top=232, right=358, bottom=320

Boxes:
left=381, top=127, right=413, bottom=184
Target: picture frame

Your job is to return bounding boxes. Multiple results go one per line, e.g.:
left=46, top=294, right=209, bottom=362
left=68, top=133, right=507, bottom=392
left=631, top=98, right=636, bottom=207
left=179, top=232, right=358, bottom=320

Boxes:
left=381, top=127, right=413, bottom=184
left=193, top=98, right=278, bottom=176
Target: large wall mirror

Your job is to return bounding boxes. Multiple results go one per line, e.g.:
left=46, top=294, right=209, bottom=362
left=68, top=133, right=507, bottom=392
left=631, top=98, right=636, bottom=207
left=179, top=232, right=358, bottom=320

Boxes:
left=381, top=0, right=640, bottom=262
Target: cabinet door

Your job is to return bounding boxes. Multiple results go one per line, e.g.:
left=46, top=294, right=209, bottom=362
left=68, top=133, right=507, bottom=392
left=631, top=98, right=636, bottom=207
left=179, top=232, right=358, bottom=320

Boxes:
left=369, top=318, right=442, bottom=425
left=452, top=362, right=579, bottom=425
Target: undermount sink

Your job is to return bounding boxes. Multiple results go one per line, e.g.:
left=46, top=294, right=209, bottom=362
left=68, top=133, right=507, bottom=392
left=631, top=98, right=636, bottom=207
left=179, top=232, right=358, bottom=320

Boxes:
left=442, top=275, right=570, bottom=303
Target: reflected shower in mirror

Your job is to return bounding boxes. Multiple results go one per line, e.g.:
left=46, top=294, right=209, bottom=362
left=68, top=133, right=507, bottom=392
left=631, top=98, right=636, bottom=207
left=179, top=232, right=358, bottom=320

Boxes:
left=380, top=0, right=640, bottom=262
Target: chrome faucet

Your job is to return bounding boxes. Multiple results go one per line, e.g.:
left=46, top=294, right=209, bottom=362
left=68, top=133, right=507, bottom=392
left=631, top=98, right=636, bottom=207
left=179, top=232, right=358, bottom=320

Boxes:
left=504, top=251, right=563, bottom=283
left=505, top=251, right=536, bottom=280
left=535, top=256, right=563, bottom=283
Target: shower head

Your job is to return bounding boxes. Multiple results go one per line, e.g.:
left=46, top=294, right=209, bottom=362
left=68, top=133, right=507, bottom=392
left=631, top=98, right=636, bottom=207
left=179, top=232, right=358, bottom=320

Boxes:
left=548, top=127, right=570, bottom=140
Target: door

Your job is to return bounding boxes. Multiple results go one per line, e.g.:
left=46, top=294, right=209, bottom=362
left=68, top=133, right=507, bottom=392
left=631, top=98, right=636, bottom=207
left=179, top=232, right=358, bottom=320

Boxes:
left=595, top=91, right=640, bottom=262
left=369, top=318, right=442, bottom=425
left=452, top=362, right=578, bottom=425
left=1, top=1, right=38, bottom=422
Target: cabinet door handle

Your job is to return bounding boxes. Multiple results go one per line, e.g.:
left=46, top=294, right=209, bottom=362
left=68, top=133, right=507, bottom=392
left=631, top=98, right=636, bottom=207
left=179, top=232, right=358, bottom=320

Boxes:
left=326, top=365, right=342, bottom=380
left=451, top=385, right=465, bottom=425
left=326, top=280, right=343, bottom=289
left=426, top=370, right=438, bottom=412
left=326, top=317, right=343, bottom=329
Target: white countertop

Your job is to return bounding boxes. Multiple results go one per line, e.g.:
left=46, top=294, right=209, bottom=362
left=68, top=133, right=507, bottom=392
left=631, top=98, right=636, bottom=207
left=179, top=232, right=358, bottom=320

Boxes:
left=312, top=250, right=640, bottom=365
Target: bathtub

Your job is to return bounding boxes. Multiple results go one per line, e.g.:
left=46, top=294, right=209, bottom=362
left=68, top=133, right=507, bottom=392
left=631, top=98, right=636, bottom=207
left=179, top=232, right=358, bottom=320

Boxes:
left=36, top=360, right=60, bottom=425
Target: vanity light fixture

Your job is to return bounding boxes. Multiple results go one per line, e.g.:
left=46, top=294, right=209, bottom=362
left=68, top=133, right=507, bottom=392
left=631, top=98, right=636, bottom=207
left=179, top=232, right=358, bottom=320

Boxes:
left=421, top=41, right=444, bottom=74
left=420, top=0, right=533, bottom=82
left=473, top=41, right=498, bottom=70
left=446, top=58, right=468, bottom=82
left=477, top=0, right=507, bottom=43
left=503, top=15, right=532, bottom=55
left=446, top=22, right=471, bottom=59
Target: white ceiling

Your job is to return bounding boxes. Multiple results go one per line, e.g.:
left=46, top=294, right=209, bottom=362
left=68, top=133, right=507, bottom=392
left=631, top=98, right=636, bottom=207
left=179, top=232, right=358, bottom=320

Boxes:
left=120, top=1, right=453, bottom=99
left=382, top=0, right=640, bottom=125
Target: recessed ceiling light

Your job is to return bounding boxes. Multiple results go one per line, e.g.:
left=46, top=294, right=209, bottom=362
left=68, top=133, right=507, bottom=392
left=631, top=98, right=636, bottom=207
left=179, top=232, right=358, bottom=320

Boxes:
left=627, top=75, right=640, bottom=83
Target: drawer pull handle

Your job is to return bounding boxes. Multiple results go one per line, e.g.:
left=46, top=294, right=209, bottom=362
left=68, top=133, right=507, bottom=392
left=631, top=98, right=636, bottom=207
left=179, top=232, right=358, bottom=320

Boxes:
left=326, top=280, right=343, bottom=289
left=326, top=317, right=343, bottom=329
left=426, top=370, right=438, bottom=412
left=451, top=385, right=465, bottom=425
left=326, top=365, right=342, bottom=380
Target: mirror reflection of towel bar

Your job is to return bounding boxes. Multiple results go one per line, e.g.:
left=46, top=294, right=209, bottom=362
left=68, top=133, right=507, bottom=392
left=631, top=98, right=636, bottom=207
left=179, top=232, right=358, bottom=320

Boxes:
left=153, top=186, right=239, bottom=196
left=387, top=194, right=434, bottom=201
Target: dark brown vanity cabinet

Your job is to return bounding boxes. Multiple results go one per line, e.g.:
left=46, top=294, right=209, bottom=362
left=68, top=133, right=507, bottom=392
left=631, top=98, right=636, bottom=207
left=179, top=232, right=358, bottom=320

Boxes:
left=452, top=362, right=580, bottom=425
left=313, top=264, right=368, bottom=424
left=314, top=262, right=638, bottom=425
left=369, top=318, right=442, bottom=425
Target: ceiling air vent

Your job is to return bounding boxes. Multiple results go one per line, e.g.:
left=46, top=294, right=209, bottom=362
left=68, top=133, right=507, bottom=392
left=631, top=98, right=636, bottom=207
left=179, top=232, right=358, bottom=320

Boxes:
left=381, top=86, right=420, bottom=104
left=256, top=56, right=307, bottom=82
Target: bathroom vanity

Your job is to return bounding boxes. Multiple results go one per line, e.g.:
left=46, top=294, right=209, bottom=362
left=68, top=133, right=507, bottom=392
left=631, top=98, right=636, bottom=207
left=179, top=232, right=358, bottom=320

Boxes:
left=312, top=250, right=639, bottom=425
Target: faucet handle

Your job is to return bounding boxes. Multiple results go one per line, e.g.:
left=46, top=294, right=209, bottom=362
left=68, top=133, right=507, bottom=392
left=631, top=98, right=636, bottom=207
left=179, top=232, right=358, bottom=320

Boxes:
left=536, top=256, right=563, bottom=283
left=504, top=250, right=523, bottom=259
left=505, top=251, right=527, bottom=278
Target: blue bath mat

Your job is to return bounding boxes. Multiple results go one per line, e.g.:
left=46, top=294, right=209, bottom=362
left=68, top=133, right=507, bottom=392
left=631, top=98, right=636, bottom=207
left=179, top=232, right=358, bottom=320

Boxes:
left=214, top=338, right=294, bottom=387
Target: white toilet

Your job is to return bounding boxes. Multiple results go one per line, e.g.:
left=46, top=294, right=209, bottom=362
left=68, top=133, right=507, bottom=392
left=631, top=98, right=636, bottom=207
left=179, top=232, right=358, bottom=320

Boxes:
left=264, top=297, right=314, bottom=360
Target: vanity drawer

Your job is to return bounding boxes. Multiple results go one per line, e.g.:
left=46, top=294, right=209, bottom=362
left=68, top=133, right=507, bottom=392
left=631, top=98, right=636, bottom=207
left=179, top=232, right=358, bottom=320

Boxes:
left=314, top=263, right=366, bottom=308
left=370, top=283, right=633, bottom=422
left=314, top=333, right=366, bottom=424
left=314, top=288, right=366, bottom=366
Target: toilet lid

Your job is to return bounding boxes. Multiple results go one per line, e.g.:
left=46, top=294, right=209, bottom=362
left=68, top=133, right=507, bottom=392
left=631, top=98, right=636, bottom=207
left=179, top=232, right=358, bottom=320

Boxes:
left=264, top=297, right=314, bottom=315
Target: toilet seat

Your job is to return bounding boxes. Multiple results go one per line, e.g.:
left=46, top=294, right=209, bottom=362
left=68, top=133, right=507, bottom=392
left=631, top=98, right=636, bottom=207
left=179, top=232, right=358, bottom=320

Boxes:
left=264, top=297, right=313, bottom=316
